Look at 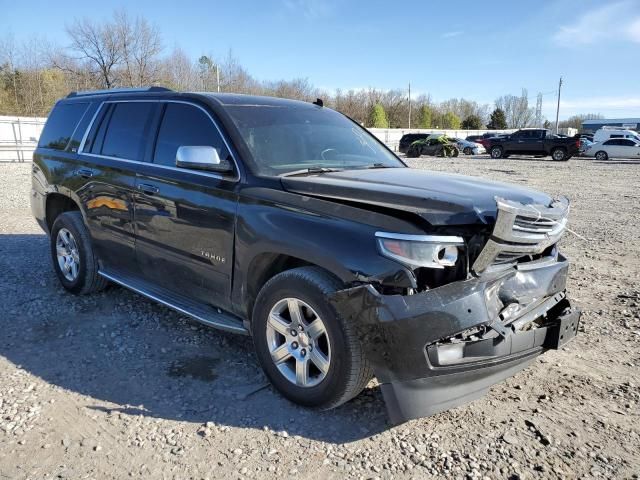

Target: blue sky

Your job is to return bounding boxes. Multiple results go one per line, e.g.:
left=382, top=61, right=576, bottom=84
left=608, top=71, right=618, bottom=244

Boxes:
left=2, top=0, right=640, bottom=120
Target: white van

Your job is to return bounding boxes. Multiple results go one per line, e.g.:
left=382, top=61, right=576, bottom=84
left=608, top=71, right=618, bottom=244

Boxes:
left=593, top=127, right=640, bottom=143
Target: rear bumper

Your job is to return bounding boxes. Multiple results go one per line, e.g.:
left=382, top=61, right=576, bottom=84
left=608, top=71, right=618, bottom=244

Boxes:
left=330, top=256, right=580, bottom=424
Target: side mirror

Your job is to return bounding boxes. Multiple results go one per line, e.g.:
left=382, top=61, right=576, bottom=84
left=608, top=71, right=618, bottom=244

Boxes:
left=176, top=146, right=232, bottom=173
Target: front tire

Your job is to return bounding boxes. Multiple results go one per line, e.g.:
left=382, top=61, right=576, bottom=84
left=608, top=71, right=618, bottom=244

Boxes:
left=50, top=211, right=108, bottom=294
left=252, top=267, right=373, bottom=409
left=490, top=146, right=504, bottom=159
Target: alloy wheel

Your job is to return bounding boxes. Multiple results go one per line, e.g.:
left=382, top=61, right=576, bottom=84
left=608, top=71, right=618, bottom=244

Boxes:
left=265, top=297, right=331, bottom=388
left=56, top=228, right=80, bottom=281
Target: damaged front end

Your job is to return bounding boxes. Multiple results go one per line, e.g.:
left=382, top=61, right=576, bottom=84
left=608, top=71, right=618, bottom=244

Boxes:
left=330, top=196, right=581, bottom=424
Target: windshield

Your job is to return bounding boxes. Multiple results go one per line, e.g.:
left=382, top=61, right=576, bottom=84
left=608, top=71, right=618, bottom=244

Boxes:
left=224, top=103, right=405, bottom=176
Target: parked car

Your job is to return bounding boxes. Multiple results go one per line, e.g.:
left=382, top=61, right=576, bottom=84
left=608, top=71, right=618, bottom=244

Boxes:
left=406, top=136, right=460, bottom=158
left=452, top=138, right=486, bottom=155
left=592, top=127, right=640, bottom=144
left=467, top=133, right=505, bottom=150
left=584, top=138, right=640, bottom=160
left=486, top=128, right=580, bottom=161
left=31, top=87, right=580, bottom=424
left=398, top=133, right=429, bottom=153
left=579, top=138, right=594, bottom=155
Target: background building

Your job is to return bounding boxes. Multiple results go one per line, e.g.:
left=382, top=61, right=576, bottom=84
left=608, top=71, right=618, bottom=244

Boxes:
left=581, top=118, right=640, bottom=133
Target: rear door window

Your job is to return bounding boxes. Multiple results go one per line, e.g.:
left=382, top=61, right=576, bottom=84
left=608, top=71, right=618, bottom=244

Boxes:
left=100, top=102, right=155, bottom=160
left=38, top=102, right=90, bottom=151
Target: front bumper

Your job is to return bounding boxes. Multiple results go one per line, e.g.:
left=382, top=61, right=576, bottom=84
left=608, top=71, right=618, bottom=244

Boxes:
left=330, top=255, right=580, bottom=424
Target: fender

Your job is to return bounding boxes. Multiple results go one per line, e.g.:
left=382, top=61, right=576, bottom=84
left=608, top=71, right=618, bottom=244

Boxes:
left=231, top=186, right=421, bottom=318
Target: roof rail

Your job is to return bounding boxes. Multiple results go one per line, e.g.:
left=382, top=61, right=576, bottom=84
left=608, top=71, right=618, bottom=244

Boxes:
left=67, top=86, right=173, bottom=98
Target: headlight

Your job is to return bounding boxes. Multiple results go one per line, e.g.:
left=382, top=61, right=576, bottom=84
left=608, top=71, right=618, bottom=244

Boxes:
left=375, top=232, right=464, bottom=269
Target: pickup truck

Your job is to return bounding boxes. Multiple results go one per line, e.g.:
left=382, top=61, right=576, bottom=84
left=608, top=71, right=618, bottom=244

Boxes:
left=31, top=88, right=581, bottom=424
left=486, top=128, right=580, bottom=161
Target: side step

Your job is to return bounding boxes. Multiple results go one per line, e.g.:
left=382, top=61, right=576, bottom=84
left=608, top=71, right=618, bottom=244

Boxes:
left=98, top=270, right=248, bottom=335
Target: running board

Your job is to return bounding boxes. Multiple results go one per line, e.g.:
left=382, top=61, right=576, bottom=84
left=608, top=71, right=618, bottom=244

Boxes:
left=98, top=270, right=248, bottom=335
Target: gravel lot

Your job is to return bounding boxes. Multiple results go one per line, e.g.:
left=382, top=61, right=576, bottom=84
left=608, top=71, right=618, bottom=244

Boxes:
left=1, top=156, right=639, bottom=479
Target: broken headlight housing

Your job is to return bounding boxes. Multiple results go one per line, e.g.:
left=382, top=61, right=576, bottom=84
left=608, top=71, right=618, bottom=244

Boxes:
left=375, top=232, right=465, bottom=269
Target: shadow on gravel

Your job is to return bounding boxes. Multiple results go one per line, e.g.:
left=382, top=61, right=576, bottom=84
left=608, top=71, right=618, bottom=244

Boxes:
left=0, top=233, right=388, bottom=443
left=595, top=160, right=640, bottom=165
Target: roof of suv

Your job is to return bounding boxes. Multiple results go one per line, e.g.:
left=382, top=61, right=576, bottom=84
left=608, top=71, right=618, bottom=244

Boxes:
left=65, top=87, right=319, bottom=110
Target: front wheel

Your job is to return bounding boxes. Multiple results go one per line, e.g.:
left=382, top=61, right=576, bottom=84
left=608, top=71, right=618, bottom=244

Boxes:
left=490, top=146, right=503, bottom=159
left=595, top=150, right=608, bottom=161
left=463, top=147, right=472, bottom=155
left=252, top=267, right=373, bottom=409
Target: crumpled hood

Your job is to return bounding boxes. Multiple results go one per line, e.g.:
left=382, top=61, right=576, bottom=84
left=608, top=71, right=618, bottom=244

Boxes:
left=281, top=168, right=554, bottom=225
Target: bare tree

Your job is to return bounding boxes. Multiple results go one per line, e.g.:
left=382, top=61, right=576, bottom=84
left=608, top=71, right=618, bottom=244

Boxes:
left=115, top=10, right=162, bottom=87
left=160, top=47, right=198, bottom=90
left=495, top=89, right=535, bottom=128
left=65, top=17, right=123, bottom=88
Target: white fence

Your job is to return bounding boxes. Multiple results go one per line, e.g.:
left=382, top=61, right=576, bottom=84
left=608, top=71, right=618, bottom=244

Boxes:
left=0, top=115, right=516, bottom=161
left=0, top=116, right=47, bottom=162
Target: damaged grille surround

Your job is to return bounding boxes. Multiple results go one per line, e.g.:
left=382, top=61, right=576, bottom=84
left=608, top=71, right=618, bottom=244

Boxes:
left=472, top=196, right=569, bottom=274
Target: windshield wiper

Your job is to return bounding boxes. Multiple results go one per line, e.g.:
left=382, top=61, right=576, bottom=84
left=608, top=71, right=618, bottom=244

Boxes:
left=281, top=167, right=343, bottom=177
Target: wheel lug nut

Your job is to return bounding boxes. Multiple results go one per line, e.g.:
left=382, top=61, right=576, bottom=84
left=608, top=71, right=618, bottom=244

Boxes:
left=300, top=349, right=306, bottom=357
left=290, top=329, right=297, bottom=336
left=291, top=341, right=298, bottom=349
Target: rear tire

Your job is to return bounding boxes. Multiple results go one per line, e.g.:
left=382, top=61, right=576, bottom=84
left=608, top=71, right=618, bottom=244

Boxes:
left=252, top=267, right=373, bottom=409
left=595, top=150, right=608, bottom=161
left=490, top=146, right=503, bottom=159
left=50, top=211, right=108, bottom=295
left=551, top=148, right=568, bottom=161
left=463, top=147, right=472, bottom=155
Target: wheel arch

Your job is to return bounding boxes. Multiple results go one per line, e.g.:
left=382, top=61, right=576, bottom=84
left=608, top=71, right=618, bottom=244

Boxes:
left=45, top=193, right=81, bottom=232
left=244, top=253, right=342, bottom=323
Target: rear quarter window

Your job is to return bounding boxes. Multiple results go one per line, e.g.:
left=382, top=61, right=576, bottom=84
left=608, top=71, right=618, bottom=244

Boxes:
left=38, top=102, right=90, bottom=151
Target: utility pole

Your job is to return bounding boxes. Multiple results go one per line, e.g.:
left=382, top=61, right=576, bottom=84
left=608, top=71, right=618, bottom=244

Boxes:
left=554, top=76, right=563, bottom=134
left=408, top=81, right=411, bottom=129
left=216, top=65, right=220, bottom=93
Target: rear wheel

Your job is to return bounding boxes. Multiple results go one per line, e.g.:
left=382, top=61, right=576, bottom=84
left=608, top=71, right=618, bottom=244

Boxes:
left=50, top=211, right=108, bottom=294
left=252, top=267, right=373, bottom=409
left=463, top=147, right=472, bottom=155
left=490, top=146, right=503, bottom=159
left=595, top=150, right=608, bottom=161
left=551, top=148, right=568, bottom=161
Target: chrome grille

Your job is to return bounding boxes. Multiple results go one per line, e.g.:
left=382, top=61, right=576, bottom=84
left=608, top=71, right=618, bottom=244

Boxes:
left=472, top=196, right=569, bottom=274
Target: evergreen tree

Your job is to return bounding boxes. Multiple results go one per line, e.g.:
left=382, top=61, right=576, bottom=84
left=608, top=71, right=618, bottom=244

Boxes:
left=418, top=105, right=433, bottom=128
left=461, top=114, right=483, bottom=130
left=487, top=108, right=507, bottom=129
left=368, top=103, right=388, bottom=128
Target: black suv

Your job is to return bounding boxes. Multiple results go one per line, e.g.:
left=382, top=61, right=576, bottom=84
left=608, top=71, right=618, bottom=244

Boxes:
left=32, top=87, right=581, bottom=424
left=398, top=133, right=429, bottom=153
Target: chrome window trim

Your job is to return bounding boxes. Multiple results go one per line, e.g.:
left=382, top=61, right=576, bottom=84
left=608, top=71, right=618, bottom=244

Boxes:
left=77, top=98, right=241, bottom=182
left=77, top=103, right=104, bottom=153
left=64, top=102, right=92, bottom=153
left=375, top=232, right=465, bottom=244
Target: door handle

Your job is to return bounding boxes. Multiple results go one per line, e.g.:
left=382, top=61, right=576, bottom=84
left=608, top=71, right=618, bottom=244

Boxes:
left=138, top=183, right=160, bottom=195
left=76, top=168, right=94, bottom=178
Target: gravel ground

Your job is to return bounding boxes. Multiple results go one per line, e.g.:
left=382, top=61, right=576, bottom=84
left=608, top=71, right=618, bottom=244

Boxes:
left=1, top=156, right=639, bottom=479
